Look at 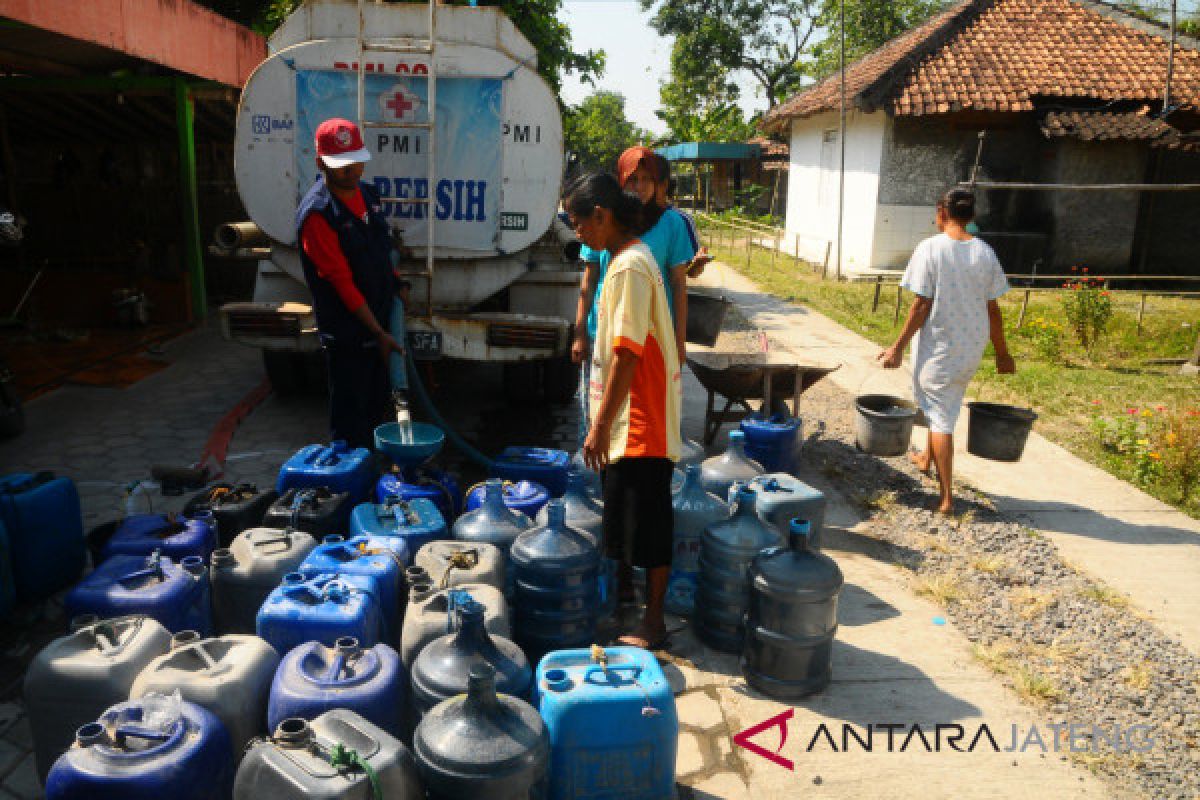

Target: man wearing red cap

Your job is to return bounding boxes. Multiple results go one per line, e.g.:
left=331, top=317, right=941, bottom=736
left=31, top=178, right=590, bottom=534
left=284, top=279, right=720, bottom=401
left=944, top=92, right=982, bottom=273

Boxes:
left=296, top=118, right=402, bottom=448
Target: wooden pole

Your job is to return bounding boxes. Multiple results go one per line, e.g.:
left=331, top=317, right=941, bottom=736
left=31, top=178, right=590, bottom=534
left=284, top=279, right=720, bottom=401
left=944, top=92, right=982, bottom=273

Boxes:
left=894, top=284, right=903, bottom=324
left=1137, top=293, right=1148, bottom=335
left=1017, top=289, right=1032, bottom=328
left=871, top=278, right=883, bottom=313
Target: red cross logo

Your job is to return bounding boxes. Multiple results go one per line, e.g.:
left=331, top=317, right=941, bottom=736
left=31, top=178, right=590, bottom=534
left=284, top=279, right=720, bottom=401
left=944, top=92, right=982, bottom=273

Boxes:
left=382, top=86, right=420, bottom=120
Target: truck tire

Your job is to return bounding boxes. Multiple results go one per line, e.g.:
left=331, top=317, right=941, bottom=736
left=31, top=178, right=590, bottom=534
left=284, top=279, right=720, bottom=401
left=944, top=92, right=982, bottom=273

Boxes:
left=502, top=361, right=541, bottom=404
left=262, top=351, right=306, bottom=397
left=542, top=355, right=579, bottom=405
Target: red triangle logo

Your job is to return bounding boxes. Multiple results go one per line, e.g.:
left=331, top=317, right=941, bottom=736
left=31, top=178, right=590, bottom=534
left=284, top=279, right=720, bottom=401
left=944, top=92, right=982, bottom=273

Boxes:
left=732, top=708, right=794, bottom=771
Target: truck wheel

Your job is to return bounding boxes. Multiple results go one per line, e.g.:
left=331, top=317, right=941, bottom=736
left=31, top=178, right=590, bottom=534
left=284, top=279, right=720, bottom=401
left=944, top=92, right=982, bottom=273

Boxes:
left=502, top=362, right=541, bottom=404
left=542, top=355, right=579, bottom=405
left=262, top=351, right=305, bottom=396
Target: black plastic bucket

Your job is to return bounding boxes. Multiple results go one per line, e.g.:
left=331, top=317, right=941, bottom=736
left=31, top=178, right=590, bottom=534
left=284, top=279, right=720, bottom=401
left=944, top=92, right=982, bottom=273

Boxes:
left=854, top=394, right=918, bottom=457
left=967, top=402, right=1037, bottom=462
left=686, top=289, right=730, bottom=347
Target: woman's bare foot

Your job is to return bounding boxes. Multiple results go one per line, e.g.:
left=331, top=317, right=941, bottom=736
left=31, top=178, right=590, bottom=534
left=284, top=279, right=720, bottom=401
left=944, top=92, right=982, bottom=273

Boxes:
left=907, top=448, right=933, bottom=476
left=932, top=498, right=955, bottom=515
left=616, top=621, right=669, bottom=650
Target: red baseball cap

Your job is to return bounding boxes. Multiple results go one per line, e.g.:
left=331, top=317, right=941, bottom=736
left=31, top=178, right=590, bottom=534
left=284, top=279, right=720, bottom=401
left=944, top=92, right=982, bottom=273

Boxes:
left=315, top=118, right=371, bottom=168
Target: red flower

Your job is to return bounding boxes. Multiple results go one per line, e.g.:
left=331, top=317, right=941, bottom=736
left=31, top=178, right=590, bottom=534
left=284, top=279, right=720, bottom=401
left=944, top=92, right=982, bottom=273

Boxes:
left=1081, top=267, right=1089, bottom=274
left=1128, top=408, right=1139, bottom=415
left=1071, top=266, right=1079, bottom=272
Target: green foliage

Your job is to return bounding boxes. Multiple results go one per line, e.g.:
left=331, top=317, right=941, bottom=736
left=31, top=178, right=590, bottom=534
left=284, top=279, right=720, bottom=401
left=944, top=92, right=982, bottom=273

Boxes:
left=657, top=34, right=756, bottom=142
left=808, top=0, right=947, bottom=79
left=563, top=91, right=650, bottom=173
left=1060, top=270, right=1114, bottom=356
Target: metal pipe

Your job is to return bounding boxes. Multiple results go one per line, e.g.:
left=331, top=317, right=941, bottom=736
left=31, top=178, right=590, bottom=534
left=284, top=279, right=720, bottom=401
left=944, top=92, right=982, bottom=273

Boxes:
left=214, top=221, right=267, bottom=250
left=1165, top=0, right=1177, bottom=113
left=959, top=181, right=1200, bottom=191
left=836, top=0, right=846, bottom=282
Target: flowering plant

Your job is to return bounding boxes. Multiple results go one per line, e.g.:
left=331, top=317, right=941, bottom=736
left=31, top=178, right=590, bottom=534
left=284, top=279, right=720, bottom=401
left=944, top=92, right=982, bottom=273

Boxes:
left=1061, top=267, right=1113, bottom=356
left=1093, top=406, right=1200, bottom=506
left=1020, top=316, right=1064, bottom=361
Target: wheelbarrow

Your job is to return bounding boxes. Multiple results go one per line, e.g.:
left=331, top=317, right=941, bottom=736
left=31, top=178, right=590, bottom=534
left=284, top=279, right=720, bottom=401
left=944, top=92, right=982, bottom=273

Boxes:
left=687, top=351, right=841, bottom=445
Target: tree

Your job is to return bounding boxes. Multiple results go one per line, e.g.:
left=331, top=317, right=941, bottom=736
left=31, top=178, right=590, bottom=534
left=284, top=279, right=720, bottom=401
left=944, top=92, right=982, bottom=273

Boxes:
left=563, top=91, right=651, bottom=173
left=657, top=35, right=756, bottom=142
left=808, top=0, right=947, bottom=80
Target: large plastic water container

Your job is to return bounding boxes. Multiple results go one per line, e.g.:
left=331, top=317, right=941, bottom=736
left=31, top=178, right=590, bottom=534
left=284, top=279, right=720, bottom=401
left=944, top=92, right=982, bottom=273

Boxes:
left=376, top=467, right=461, bottom=523
left=263, top=487, right=353, bottom=538
left=510, top=500, right=600, bottom=661
left=743, top=519, right=843, bottom=698
left=211, top=526, right=317, bottom=634
left=235, top=712, right=422, bottom=799
left=130, top=631, right=279, bottom=753
left=694, top=487, right=780, bottom=653
left=534, top=646, right=678, bottom=799
left=738, top=473, right=827, bottom=548
left=534, top=471, right=614, bottom=622
left=350, top=497, right=447, bottom=558
left=26, top=616, right=173, bottom=783
left=740, top=414, right=802, bottom=472
left=268, top=636, right=405, bottom=737
left=400, top=583, right=509, bottom=668
left=98, top=513, right=218, bottom=565
left=410, top=601, right=531, bottom=719
left=0, top=518, right=13, bottom=620
left=65, top=553, right=212, bottom=635
left=0, top=472, right=85, bottom=601
left=277, top=440, right=375, bottom=504
left=568, top=451, right=602, bottom=498
left=464, top=479, right=550, bottom=520
left=700, top=431, right=764, bottom=499
left=414, top=663, right=548, bottom=799
left=413, top=540, right=505, bottom=593
left=257, top=572, right=383, bottom=654
left=452, top=479, right=532, bottom=567
left=184, top=483, right=278, bottom=547
left=300, top=534, right=408, bottom=641
left=668, top=464, right=730, bottom=616
left=490, top=447, right=570, bottom=497
left=45, top=694, right=234, bottom=800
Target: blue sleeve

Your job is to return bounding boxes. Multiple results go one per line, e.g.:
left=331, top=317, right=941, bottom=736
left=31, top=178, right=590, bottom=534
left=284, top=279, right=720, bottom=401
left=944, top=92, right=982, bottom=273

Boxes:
left=579, top=244, right=604, bottom=264
left=679, top=210, right=699, bottom=251
left=663, top=211, right=696, bottom=272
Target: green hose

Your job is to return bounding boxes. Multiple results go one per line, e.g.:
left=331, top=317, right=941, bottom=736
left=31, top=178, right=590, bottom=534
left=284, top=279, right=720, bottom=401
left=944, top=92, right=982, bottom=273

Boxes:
left=328, top=743, right=382, bottom=799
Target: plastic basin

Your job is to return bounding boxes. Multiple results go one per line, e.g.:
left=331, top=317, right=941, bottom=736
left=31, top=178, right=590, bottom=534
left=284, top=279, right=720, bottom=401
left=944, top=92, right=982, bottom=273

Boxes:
left=374, top=422, right=444, bottom=469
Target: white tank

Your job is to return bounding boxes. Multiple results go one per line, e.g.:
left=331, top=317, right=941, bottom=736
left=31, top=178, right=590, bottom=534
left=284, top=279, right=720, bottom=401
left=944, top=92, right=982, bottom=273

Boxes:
left=212, top=526, right=318, bottom=634
left=130, top=631, right=281, bottom=754
left=399, top=582, right=508, bottom=668
left=234, top=0, right=564, bottom=311
left=25, top=615, right=174, bottom=784
left=413, top=540, right=505, bottom=593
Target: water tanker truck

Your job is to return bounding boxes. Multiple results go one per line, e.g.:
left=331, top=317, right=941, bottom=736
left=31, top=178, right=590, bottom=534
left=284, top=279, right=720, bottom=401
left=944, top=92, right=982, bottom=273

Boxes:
left=218, top=0, right=579, bottom=400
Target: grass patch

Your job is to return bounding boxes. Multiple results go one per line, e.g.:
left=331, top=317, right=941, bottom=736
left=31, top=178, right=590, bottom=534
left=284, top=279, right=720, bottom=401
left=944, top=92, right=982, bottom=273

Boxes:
left=700, top=224, right=1200, bottom=518
left=1071, top=751, right=1146, bottom=775
left=972, top=639, right=1019, bottom=673
left=1010, top=587, right=1058, bottom=619
left=858, top=489, right=898, bottom=512
left=1079, top=584, right=1131, bottom=609
left=913, top=572, right=962, bottom=606
left=919, top=533, right=954, bottom=554
left=970, top=555, right=1009, bottom=574
left=1123, top=661, right=1154, bottom=692
left=972, top=640, right=1062, bottom=705
left=1012, top=667, right=1063, bottom=704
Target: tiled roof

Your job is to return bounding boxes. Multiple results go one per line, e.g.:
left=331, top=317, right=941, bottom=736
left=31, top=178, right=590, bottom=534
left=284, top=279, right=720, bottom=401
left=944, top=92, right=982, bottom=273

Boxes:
left=747, top=136, right=790, bottom=159
left=764, top=0, right=1200, bottom=131
left=1040, top=109, right=1172, bottom=141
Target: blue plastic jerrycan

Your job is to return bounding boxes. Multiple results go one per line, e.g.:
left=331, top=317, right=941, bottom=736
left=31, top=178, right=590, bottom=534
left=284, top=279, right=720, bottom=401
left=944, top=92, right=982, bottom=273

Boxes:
left=375, top=468, right=461, bottom=523
left=490, top=447, right=570, bottom=497
left=277, top=441, right=376, bottom=505
left=739, top=473, right=827, bottom=549
left=740, top=414, right=803, bottom=472
left=98, top=512, right=218, bottom=565
left=257, top=572, right=383, bottom=654
left=299, top=534, right=408, bottom=641
left=65, top=552, right=212, bottom=635
left=0, top=472, right=85, bottom=602
left=350, top=496, right=446, bottom=556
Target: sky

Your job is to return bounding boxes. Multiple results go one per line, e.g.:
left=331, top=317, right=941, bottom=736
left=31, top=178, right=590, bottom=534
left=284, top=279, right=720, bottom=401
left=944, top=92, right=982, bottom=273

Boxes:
left=558, top=0, right=766, bottom=136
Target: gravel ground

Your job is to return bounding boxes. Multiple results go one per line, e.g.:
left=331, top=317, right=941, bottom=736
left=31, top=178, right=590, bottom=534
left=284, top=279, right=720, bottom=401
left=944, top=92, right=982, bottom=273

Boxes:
left=784, top=367, right=1200, bottom=800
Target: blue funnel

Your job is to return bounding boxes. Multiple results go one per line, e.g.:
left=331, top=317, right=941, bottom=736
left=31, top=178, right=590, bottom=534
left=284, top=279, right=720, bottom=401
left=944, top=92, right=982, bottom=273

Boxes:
left=374, top=422, right=444, bottom=469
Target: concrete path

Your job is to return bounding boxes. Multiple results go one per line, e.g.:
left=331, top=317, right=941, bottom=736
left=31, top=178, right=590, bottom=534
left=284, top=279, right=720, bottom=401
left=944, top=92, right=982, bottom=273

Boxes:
left=694, top=259, right=1200, bottom=658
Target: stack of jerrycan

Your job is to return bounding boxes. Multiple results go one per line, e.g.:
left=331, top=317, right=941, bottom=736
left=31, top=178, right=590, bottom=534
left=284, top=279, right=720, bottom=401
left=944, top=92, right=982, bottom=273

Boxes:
left=269, top=636, right=405, bottom=737
left=535, top=646, right=678, bottom=800
left=0, top=472, right=85, bottom=602
left=376, top=467, right=461, bottom=524
left=667, top=465, right=730, bottom=616
left=694, top=487, right=780, bottom=652
left=510, top=499, right=600, bottom=661
left=410, top=600, right=531, bottom=719
left=264, top=488, right=353, bottom=539
left=299, top=534, right=408, bottom=641
left=490, top=447, right=570, bottom=497
left=25, top=615, right=173, bottom=783
left=400, top=582, right=509, bottom=668
left=45, top=694, right=235, bottom=800
left=413, top=540, right=505, bottom=592
left=453, top=479, right=532, bottom=595
left=66, top=552, right=212, bottom=635
left=414, top=663, right=549, bottom=799
left=464, top=479, right=550, bottom=520
left=97, top=512, right=218, bottom=565
left=235, top=712, right=423, bottom=798
left=742, top=519, right=843, bottom=698
left=738, top=473, right=827, bottom=548
left=350, top=496, right=446, bottom=556
left=700, top=430, right=764, bottom=499
left=211, top=526, right=317, bottom=634
left=534, top=470, right=615, bottom=621
left=277, top=440, right=375, bottom=504
left=184, top=483, right=278, bottom=547
left=257, top=572, right=383, bottom=654
left=739, top=414, right=803, bottom=472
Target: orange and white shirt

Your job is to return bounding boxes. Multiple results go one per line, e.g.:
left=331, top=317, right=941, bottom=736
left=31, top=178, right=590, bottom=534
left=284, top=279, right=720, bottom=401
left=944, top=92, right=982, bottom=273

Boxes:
left=588, top=241, right=682, bottom=462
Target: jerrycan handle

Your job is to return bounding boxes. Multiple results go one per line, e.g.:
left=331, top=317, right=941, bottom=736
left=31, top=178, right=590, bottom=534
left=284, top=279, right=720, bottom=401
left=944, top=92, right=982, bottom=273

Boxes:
left=289, top=489, right=318, bottom=530
left=324, top=637, right=359, bottom=681
left=315, top=441, right=346, bottom=467
left=113, top=722, right=180, bottom=748
left=445, top=588, right=473, bottom=631
left=760, top=478, right=792, bottom=494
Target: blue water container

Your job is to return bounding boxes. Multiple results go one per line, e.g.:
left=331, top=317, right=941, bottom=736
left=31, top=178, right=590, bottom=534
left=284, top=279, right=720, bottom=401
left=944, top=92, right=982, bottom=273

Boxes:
left=299, top=534, right=408, bottom=641
left=0, top=472, right=85, bottom=601
left=0, top=518, right=13, bottom=620
left=257, top=572, right=383, bottom=654
left=534, top=646, right=678, bottom=800
left=740, top=414, right=802, bottom=472
left=464, top=479, right=550, bottom=520
left=277, top=441, right=375, bottom=504
left=98, top=513, right=218, bottom=565
left=742, top=473, right=828, bottom=548
left=350, top=497, right=446, bottom=559
left=375, top=468, right=461, bottom=522
left=65, top=553, right=211, bottom=635
left=45, top=696, right=234, bottom=800
left=491, top=447, right=570, bottom=497
left=268, top=636, right=405, bottom=737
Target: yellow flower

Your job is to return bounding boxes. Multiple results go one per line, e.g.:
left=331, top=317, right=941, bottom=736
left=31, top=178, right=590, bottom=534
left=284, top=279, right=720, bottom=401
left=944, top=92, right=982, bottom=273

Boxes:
left=1142, top=409, right=1154, bottom=418
left=1165, top=432, right=1179, bottom=446
left=1148, top=452, right=1162, bottom=460
left=1137, top=439, right=1150, bottom=447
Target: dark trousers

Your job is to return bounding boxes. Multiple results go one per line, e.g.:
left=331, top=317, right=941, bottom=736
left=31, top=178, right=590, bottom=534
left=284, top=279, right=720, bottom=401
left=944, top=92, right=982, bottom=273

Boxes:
left=325, top=339, right=390, bottom=450
left=602, top=457, right=674, bottom=569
